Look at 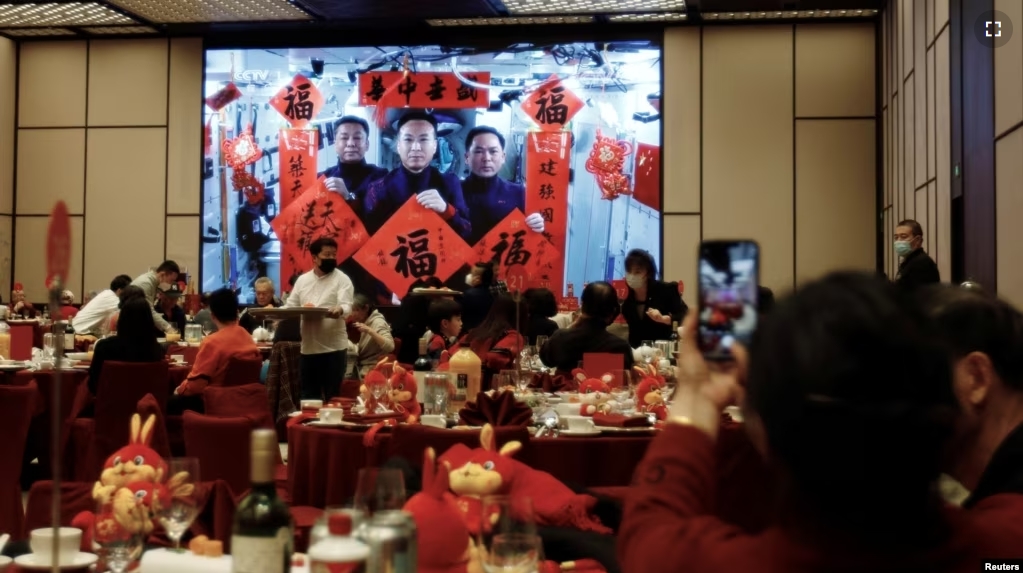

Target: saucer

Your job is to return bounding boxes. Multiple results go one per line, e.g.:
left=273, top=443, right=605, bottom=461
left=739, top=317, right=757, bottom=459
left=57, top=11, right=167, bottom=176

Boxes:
left=560, top=428, right=601, bottom=436
left=15, top=552, right=99, bottom=570
left=308, top=419, right=346, bottom=427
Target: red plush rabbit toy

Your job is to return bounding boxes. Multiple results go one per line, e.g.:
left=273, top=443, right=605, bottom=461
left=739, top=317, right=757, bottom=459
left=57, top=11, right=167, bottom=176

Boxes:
left=573, top=370, right=616, bottom=416
left=633, top=366, right=668, bottom=421
left=387, top=363, right=421, bottom=423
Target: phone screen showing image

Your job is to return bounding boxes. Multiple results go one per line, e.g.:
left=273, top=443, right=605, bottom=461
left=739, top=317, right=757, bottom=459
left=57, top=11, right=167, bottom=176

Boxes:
left=697, top=240, right=760, bottom=361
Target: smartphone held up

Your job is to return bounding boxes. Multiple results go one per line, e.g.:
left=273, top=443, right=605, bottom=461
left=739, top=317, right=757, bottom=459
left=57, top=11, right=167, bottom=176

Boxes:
left=697, top=240, right=760, bottom=361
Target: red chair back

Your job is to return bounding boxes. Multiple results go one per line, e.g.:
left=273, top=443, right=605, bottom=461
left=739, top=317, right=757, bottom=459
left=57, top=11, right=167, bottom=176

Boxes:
left=136, top=393, right=171, bottom=459
left=92, top=361, right=170, bottom=475
left=0, top=382, right=37, bottom=537
left=223, top=355, right=264, bottom=387
left=21, top=480, right=95, bottom=539
left=182, top=411, right=252, bottom=497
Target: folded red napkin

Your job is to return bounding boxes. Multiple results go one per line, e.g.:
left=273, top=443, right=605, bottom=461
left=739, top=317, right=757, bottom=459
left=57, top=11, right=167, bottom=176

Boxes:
left=459, top=390, right=534, bottom=427
left=533, top=372, right=576, bottom=393
left=344, top=411, right=403, bottom=424
left=592, top=413, right=651, bottom=428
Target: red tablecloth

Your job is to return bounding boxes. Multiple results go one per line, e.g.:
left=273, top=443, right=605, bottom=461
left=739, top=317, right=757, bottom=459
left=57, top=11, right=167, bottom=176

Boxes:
left=287, top=423, right=654, bottom=508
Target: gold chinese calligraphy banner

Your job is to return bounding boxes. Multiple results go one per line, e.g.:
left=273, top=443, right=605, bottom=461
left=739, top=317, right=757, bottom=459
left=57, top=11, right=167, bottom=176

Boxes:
left=471, top=209, right=562, bottom=293
left=271, top=179, right=369, bottom=288
left=525, top=131, right=572, bottom=293
left=357, top=72, right=492, bottom=109
left=278, top=129, right=319, bottom=212
left=352, top=195, right=472, bottom=297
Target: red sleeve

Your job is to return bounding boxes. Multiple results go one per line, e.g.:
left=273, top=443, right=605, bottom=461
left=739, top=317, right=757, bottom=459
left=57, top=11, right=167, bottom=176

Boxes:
left=428, top=334, right=447, bottom=355
left=441, top=203, right=456, bottom=221
left=618, top=424, right=753, bottom=572
left=480, top=331, right=523, bottom=371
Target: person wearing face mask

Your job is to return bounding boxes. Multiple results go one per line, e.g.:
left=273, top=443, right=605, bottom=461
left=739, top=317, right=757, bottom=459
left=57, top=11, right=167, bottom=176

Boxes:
left=283, top=237, right=355, bottom=402
left=129, top=260, right=180, bottom=334
left=362, top=111, right=472, bottom=239
left=894, top=219, right=940, bottom=291
left=540, top=281, right=635, bottom=374
left=620, top=249, right=687, bottom=349
left=460, top=126, right=545, bottom=245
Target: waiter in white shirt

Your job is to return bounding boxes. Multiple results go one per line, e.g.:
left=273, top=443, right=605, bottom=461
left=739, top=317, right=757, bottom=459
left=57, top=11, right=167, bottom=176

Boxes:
left=284, top=237, right=355, bottom=401
left=71, top=274, right=133, bottom=336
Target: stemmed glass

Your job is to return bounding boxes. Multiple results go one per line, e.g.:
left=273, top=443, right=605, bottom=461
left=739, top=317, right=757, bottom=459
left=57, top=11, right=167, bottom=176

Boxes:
left=492, top=371, right=514, bottom=392
left=608, top=369, right=634, bottom=414
left=92, top=499, right=143, bottom=573
left=354, top=468, right=406, bottom=516
left=534, top=336, right=549, bottom=351
left=158, top=457, right=202, bottom=551
left=477, top=496, right=540, bottom=573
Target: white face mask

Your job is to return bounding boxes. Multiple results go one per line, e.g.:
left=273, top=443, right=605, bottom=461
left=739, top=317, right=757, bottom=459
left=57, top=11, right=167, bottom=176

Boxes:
left=465, top=274, right=476, bottom=287
left=625, top=273, right=646, bottom=289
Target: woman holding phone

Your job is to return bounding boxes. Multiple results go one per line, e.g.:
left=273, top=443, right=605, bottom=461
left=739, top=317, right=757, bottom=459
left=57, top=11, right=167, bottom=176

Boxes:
left=621, top=249, right=687, bottom=348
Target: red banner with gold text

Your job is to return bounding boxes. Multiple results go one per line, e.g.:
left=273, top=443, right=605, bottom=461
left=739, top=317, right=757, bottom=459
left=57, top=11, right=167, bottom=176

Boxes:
left=278, top=129, right=319, bottom=211
left=271, top=179, right=369, bottom=290
left=525, top=131, right=572, bottom=294
left=358, top=72, right=491, bottom=109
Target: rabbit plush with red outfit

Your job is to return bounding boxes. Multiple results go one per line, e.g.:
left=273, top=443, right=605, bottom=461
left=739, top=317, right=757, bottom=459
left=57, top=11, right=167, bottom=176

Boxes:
left=634, top=375, right=668, bottom=421
left=387, top=363, right=421, bottom=423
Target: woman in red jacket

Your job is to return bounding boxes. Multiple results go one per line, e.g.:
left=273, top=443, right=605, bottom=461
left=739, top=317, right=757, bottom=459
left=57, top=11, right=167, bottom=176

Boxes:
left=442, top=293, right=526, bottom=383
left=619, top=272, right=1023, bottom=573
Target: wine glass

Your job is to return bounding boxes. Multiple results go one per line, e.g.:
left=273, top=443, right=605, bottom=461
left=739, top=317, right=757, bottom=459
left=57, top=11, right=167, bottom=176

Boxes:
left=607, top=369, right=634, bottom=413
left=158, top=457, right=202, bottom=551
left=354, top=468, right=406, bottom=516
left=512, top=369, right=532, bottom=394
left=535, top=336, right=549, bottom=351
left=492, top=371, right=515, bottom=392
left=92, top=500, right=143, bottom=573
left=424, top=373, right=450, bottom=415
left=477, top=496, right=539, bottom=573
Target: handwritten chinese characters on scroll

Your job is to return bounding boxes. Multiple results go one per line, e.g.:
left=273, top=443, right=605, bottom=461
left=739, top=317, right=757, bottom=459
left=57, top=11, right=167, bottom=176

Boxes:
left=358, top=72, right=492, bottom=109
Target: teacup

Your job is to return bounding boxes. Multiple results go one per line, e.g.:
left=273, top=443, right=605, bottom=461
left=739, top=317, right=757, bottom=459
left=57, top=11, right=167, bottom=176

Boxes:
left=564, top=416, right=596, bottom=433
left=29, top=527, right=81, bottom=565
left=301, top=399, right=323, bottom=412
left=319, top=408, right=343, bottom=424
left=554, top=402, right=581, bottom=417
left=170, top=354, right=185, bottom=364
left=420, top=414, right=446, bottom=429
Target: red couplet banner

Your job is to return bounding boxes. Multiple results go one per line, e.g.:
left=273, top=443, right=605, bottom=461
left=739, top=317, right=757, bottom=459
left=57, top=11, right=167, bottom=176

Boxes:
left=271, top=179, right=369, bottom=288
left=358, top=71, right=492, bottom=109
left=525, top=131, right=572, bottom=294
left=278, top=129, right=319, bottom=211
left=352, top=196, right=473, bottom=297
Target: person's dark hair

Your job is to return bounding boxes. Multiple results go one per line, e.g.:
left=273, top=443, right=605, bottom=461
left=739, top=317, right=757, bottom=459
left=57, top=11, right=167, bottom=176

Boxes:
left=200, top=292, right=211, bottom=308
left=624, top=249, right=658, bottom=280
left=156, top=260, right=180, bottom=275
left=309, top=237, right=338, bottom=256
left=921, top=285, right=1023, bottom=392
left=397, top=110, right=438, bottom=134
left=757, top=286, right=775, bottom=315
left=207, top=288, right=239, bottom=323
left=473, top=262, right=495, bottom=286
left=464, top=126, right=506, bottom=149
left=524, top=288, right=557, bottom=319
left=110, top=274, right=132, bottom=292
left=581, top=282, right=619, bottom=322
left=464, top=293, right=527, bottom=351
left=428, top=298, right=462, bottom=335
left=746, top=272, right=955, bottom=541
left=118, top=285, right=147, bottom=309
left=334, top=115, right=370, bottom=138
left=116, top=298, right=158, bottom=346
left=353, top=293, right=375, bottom=314
left=897, top=219, right=924, bottom=238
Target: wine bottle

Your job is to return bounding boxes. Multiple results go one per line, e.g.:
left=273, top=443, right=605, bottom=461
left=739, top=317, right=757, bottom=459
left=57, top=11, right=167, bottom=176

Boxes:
left=670, top=320, right=680, bottom=358
left=231, top=429, right=294, bottom=573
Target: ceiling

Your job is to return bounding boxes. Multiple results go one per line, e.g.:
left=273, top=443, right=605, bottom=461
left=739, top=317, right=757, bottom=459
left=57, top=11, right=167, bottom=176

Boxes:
left=0, top=0, right=884, bottom=41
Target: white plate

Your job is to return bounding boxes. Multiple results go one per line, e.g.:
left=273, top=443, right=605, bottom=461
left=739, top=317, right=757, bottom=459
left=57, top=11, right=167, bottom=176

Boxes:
left=289, top=411, right=304, bottom=418
left=15, top=552, right=99, bottom=570
left=598, top=426, right=657, bottom=434
left=307, top=420, right=346, bottom=427
left=65, top=352, right=89, bottom=361
left=560, top=429, right=602, bottom=437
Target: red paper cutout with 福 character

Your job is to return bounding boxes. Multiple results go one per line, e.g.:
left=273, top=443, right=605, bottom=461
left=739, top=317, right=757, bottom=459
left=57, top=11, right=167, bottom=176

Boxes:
left=352, top=196, right=472, bottom=297
left=520, top=74, right=584, bottom=132
left=271, top=179, right=368, bottom=289
left=472, top=210, right=561, bottom=293
left=269, top=74, right=324, bottom=128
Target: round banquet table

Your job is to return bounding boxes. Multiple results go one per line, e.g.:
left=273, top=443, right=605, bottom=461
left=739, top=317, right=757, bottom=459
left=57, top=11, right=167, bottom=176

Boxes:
left=286, top=423, right=654, bottom=508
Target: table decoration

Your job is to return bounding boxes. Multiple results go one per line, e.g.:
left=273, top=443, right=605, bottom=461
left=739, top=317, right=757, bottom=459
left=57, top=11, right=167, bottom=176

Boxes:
left=458, top=391, right=533, bottom=428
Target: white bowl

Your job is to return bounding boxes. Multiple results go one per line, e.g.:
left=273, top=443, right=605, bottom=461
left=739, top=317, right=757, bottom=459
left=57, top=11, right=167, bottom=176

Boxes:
left=65, top=352, right=89, bottom=361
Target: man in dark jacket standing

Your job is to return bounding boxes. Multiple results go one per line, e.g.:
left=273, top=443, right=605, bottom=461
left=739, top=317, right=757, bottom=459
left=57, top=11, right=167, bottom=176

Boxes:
left=894, top=219, right=940, bottom=291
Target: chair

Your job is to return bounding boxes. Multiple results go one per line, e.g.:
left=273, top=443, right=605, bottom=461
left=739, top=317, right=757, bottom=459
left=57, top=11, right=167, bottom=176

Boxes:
left=70, top=361, right=170, bottom=481
left=136, top=393, right=171, bottom=459
left=182, top=411, right=252, bottom=497
left=265, top=341, right=302, bottom=440
left=21, top=480, right=95, bottom=539
left=223, top=355, right=265, bottom=387
left=204, top=383, right=275, bottom=431
left=0, top=382, right=37, bottom=537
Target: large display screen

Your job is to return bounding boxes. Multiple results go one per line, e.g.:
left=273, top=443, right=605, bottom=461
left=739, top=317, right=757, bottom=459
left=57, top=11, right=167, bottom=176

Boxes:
left=201, top=43, right=663, bottom=304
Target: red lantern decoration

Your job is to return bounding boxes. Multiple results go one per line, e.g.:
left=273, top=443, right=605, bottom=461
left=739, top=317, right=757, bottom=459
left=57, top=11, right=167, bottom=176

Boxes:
left=221, top=126, right=261, bottom=170
left=584, top=130, right=634, bottom=200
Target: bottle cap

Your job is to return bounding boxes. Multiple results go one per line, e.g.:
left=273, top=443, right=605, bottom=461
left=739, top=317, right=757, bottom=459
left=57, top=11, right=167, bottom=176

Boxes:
left=251, top=428, right=277, bottom=452
left=328, top=513, right=353, bottom=536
